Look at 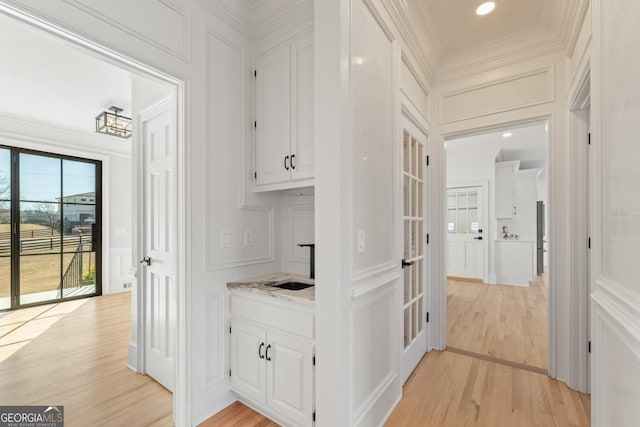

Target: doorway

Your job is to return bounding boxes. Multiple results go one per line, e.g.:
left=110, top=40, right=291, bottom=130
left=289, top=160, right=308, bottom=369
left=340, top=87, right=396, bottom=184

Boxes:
left=444, top=121, right=549, bottom=371
left=0, top=4, right=185, bottom=420
left=0, top=146, right=101, bottom=310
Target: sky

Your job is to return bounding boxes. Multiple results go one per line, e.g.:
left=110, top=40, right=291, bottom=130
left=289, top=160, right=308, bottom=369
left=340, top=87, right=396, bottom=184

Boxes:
left=0, top=148, right=96, bottom=208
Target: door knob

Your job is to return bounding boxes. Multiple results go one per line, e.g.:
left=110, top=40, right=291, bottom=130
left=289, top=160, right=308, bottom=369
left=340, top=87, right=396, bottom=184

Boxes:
left=474, top=236, right=483, bottom=240
left=140, top=256, right=151, bottom=266
left=401, top=259, right=414, bottom=269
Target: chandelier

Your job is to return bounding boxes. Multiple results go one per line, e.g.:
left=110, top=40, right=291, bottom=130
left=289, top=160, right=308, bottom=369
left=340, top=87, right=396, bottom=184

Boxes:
left=95, top=106, right=132, bottom=139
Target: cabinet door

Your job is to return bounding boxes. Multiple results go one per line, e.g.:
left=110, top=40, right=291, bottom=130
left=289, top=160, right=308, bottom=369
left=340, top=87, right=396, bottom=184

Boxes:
left=255, top=45, right=292, bottom=186
left=266, top=331, right=314, bottom=427
left=290, top=33, right=314, bottom=182
left=230, top=319, right=267, bottom=405
left=495, top=165, right=514, bottom=218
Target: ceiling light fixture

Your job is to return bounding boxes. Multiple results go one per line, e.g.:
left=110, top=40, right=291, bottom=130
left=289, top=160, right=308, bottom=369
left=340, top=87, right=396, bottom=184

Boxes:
left=476, top=1, right=496, bottom=16
left=502, top=132, right=512, bottom=138
left=95, top=106, right=132, bottom=139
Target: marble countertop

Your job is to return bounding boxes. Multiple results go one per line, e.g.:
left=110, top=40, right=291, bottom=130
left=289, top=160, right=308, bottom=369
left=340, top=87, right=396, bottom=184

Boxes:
left=227, top=272, right=315, bottom=305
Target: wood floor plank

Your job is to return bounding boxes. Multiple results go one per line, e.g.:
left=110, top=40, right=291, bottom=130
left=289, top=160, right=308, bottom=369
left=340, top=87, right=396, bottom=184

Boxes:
left=447, top=274, right=548, bottom=370
left=0, top=293, right=173, bottom=427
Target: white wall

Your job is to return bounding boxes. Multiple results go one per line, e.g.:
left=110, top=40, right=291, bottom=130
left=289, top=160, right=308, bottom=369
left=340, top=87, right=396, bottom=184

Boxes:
left=278, top=189, right=314, bottom=276
left=0, top=113, right=132, bottom=295
left=591, top=0, right=640, bottom=424
left=315, top=0, right=433, bottom=425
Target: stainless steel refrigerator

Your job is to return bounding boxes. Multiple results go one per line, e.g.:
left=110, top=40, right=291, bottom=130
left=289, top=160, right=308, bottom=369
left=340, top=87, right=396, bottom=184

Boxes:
left=536, top=201, right=545, bottom=275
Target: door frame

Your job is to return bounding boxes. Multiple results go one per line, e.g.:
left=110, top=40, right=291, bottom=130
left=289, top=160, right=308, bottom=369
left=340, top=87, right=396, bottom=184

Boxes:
left=446, top=181, right=489, bottom=284
left=0, top=4, right=189, bottom=424
left=398, top=93, right=431, bottom=370
left=434, top=115, right=555, bottom=371
left=568, top=64, right=591, bottom=394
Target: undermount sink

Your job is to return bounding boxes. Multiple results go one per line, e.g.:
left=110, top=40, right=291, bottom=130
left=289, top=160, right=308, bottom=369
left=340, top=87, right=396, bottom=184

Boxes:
left=272, top=282, right=314, bottom=291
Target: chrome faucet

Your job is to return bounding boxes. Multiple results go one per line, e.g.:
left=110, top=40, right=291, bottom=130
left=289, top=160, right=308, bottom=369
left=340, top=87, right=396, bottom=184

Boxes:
left=298, top=243, right=315, bottom=279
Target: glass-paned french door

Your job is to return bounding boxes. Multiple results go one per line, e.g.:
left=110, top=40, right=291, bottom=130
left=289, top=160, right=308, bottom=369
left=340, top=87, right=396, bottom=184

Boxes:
left=401, top=116, right=428, bottom=383
left=0, top=145, right=102, bottom=311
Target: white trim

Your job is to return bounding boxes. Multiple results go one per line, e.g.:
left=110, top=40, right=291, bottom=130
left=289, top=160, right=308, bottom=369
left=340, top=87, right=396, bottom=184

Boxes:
left=0, top=6, right=190, bottom=425
left=567, top=67, right=590, bottom=393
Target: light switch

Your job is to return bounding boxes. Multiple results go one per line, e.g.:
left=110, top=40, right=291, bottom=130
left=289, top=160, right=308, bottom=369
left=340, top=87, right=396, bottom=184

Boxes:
left=358, top=230, right=366, bottom=253
left=244, top=230, right=253, bottom=247
left=221, top=231, right=231, bottom=248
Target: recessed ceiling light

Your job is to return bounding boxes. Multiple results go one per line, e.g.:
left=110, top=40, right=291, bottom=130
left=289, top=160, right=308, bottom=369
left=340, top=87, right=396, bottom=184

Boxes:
left=502, top=132, right=512, bottom=138
left=476, top=1, right=496, bottom=16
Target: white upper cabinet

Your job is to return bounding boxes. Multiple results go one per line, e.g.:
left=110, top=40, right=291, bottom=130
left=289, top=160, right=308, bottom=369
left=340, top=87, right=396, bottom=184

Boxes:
left=255, top=32, right=314, bottom=191
left=495, top=161, right=519, bottom=219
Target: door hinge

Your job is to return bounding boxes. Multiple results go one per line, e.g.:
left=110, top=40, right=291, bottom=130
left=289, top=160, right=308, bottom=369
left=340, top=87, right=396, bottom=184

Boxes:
left=254, top=121, right=257, bottom=129
left=588, top=341, right=591, bottom=354
left=254, top=171, right=257, bottom=180
left=254, top=69, right=257, bottom=78
left=588, top=133, right=591, bottom=145
left=312, top=355, right=316, bottom=366
left=426, top=155, right=430, bottom=166
left=426, top=233, right=430, bottom=245
left=588, top=237, right=591, bottom=249
left=229, top=325, right=232, bottom=334
left=313, top=412, right=316, bottom=422
left=229, top=369, right=232, bottom=377
left=426, top=312, right=430, bottom=323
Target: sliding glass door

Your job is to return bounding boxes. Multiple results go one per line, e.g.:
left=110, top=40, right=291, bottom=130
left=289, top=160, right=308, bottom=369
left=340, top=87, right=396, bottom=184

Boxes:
left=0, top=148, right=10, bottom=310
left=0, top=145, right=101, bottom=310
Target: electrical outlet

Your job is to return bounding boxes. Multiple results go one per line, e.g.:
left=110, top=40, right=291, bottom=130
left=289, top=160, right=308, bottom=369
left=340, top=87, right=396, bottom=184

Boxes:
left=244, top=230, right=253, bottom=247
left=221, top=231, right=231, bottom=248
left=123, top=282, right=132, bottom=289
left=358, top=230, right=366, bottom=253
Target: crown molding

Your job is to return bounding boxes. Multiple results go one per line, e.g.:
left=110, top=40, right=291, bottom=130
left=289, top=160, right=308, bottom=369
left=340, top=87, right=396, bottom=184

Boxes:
left=250, top=0, right=312, bottom=41
left=565, top=0, right=590, bottom=58
left=436, top=31, right=566, bottom=85
left=196, top=0, right=252, bottom=38
left=380, top=0, right=438, bottom=86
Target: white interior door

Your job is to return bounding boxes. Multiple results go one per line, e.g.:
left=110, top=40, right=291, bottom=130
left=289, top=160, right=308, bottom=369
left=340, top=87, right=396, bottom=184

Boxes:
left=141, top=97, right=177, bottom=392
left=401, top=118, right=427, bottom=383
left=447, top=187, right=485, bottom=280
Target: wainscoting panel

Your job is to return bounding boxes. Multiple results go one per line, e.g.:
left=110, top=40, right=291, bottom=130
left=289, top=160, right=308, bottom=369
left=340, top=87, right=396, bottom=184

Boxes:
left=205, top=290, right=226, bottom=388
left=592, top=278, right=640, bottom=426
left=108, top=247, right=132, bottom=294
left=438, top=66, right=555, bottom=125
left=62, top=0, right=189, bottom=61
left=204, top=30, right=275, bottom=271
left=352, top=282, right=399, bottom=427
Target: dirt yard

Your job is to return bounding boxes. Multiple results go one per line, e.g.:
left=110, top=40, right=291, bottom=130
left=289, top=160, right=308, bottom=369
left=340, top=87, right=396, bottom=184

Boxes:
left=0, top=224, right=95, bottom=298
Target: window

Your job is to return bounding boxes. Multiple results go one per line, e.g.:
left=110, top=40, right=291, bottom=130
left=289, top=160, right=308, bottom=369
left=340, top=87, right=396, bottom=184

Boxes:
left=447, top=188, right=479, bottom=234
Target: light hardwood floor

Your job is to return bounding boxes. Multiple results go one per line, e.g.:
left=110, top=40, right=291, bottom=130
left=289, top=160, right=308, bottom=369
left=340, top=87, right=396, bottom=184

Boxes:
left=0, top=293, right=173, bottom=427
left=205, top=272, right=591, bottom=426
left=447, top=274, right=548, bottom=370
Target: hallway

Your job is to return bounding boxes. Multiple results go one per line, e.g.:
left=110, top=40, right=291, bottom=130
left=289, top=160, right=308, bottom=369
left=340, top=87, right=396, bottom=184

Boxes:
left=447, top=274, right=548, bottom=370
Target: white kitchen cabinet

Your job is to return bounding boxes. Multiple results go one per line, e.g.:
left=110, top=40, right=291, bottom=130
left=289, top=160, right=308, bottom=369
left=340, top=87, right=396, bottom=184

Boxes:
left=230, top=292, right=315, bottom=427
left=495, top=161, right=519, bottom=218
left=255, top=32, right=314, bottom=191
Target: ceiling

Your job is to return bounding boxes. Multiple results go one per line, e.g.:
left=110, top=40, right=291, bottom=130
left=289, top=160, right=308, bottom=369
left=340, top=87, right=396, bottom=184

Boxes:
left=420, top=0, right=580, bottom=65
left=0, top=13, right=132, bottom=134
left=447, top=122, right=547, bottom=171
left=425, top=0, right=548, bottom=54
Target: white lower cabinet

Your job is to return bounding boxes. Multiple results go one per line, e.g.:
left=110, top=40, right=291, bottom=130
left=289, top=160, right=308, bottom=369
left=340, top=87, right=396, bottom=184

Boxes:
left=230, top=292, right=315, bottom=426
